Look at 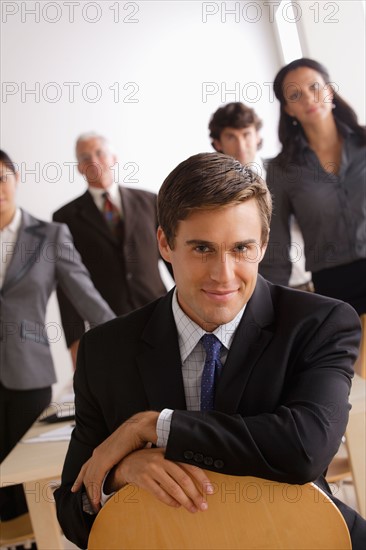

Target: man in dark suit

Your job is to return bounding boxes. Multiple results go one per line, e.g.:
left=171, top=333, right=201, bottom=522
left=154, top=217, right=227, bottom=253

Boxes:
left=55, top=153, right=365, bottom=549
left=53, top=133, right=169, bottom=366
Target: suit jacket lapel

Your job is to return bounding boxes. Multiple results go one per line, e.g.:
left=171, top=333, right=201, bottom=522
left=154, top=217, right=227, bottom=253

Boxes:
left=78, top=191, right=117, bottom=245
left=1, top=210, right=46, bottom=295
left=136, top=290, right=187, bottom=411
left=135, top=278, right=275, bottom=414
left=215, top=276, right=275, bottom=413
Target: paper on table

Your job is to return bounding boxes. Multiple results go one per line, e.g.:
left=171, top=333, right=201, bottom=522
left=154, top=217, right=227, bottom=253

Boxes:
left=22, top=424, right=74, bottom=443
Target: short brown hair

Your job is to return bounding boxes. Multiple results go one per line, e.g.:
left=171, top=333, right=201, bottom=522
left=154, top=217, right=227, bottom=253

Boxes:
left=158, top=152, right=272, bottom=248
left=209, top=102, right=263, bottom=150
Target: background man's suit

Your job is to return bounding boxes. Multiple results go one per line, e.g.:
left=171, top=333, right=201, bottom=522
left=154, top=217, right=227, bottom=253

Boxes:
left=53, top=187, right=168, bottom=346
left=55, top=276, right=363, bottom=549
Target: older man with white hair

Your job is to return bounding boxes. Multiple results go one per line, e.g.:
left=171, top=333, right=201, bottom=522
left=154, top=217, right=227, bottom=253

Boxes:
left=53, top=133, right=170, bottom=366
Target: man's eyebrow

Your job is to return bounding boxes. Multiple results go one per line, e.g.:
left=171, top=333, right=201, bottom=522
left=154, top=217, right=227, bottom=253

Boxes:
left=185, top=239, right=258, bottom=247
left=185, top=240, right=215, bottom=246
left=233, top=239, right=258, bottom=246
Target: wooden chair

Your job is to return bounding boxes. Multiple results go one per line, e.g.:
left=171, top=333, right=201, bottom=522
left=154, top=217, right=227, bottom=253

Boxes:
left=326, top=316, right=366, bottom=517
left=0, top=513, right=35, bottom=550
left=88, top=471, right=351, bottom=549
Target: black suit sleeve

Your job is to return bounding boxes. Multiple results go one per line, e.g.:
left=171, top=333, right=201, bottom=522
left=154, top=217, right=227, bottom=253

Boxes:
left=165, top=302, right=360, bottom=484
left=54, top=335, right=109, bottom=549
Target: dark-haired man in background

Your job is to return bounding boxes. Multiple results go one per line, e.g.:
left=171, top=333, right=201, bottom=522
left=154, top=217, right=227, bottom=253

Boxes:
left=209, top=102, right=312, bottom=291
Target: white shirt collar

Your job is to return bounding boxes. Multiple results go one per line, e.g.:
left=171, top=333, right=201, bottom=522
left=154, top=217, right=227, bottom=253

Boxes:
left=88, top=182, right=122, bottom=213
left=172, top=288, right=246, bottom=363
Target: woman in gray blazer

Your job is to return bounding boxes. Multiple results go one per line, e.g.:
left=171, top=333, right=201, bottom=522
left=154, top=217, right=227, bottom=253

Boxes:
left=0, top=149, right=115, bottom=520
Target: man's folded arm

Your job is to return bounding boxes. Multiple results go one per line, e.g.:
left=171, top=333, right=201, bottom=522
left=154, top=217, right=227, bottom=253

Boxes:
left=54, top=335, right=109, bottom=549
left=165, top=302, right=360, bottom=483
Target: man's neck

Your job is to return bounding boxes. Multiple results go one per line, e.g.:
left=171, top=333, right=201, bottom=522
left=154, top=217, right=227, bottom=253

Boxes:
left=0, top=208, right=17, bottom=230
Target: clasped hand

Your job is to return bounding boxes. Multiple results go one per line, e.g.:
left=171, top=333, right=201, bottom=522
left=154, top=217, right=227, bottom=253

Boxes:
left=71, top=411, right=213, bottom=514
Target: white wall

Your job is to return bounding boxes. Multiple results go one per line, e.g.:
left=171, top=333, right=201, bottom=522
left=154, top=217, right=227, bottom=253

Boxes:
left=1, top=1, right=364, bottom=397
left=296, top=0, right=365, bottom=123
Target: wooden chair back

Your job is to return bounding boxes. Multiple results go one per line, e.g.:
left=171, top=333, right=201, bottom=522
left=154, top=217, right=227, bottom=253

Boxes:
left=88, top=472, right=351, bottom=549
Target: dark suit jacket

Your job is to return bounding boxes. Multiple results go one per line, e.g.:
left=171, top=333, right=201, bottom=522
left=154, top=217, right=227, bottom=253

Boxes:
left=54, top=276, right=362, bottom=549
left=0, top=210, right=114, bottom=390
left=53, top=187, right=168, bottom=346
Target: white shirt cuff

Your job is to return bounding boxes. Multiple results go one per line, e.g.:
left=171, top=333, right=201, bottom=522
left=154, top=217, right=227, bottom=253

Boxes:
left=81, top=471, right=116, bottom=514
left=100, top=471, right=116, bottom=507
left=156, top=408, right=174, bottom=447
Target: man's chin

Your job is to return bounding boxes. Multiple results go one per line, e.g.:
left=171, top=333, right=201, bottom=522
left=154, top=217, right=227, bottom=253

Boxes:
left=200, top=308, right=241, bottom=331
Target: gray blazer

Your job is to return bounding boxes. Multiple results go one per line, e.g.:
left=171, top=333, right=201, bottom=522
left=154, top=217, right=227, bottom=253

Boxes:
left=0, top=210, right=115, bottom=390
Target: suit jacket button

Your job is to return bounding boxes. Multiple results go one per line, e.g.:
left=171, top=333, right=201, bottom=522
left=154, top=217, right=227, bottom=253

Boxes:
left=204, top=456, right=213, bottom=466
left=183, top=451, right=194, bottom=460
left=126, top=272, right=133, bottom=280
left=214, top=459, right=224, bottom=469
left=194, top=453, right=204, bottom=463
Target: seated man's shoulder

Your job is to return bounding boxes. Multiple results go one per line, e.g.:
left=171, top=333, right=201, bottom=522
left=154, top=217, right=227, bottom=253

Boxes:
left=270, top=282, right=360, bottom=325
left=83, top=293, right=169, bottom=345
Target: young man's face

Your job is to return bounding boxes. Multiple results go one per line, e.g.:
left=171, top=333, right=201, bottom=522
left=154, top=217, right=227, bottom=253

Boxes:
left=158, top=199, right=266, bottom=332
left=76, top=137, right=117, bottom=189
left=214, top=126, right=261, bottom=165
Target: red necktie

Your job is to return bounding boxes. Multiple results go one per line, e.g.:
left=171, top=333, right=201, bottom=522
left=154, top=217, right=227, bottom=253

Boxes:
left=102, top=192, right=123, bottom=241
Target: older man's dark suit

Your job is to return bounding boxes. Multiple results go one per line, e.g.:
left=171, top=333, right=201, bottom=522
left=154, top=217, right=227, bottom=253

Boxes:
left=53, top=187, right=167, bottom=346
left=55, top=276, right=365, bottom=549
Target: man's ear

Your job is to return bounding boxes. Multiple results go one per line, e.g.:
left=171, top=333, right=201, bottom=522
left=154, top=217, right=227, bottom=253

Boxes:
left=256, top=131, right=261, bottom=148
left=259, top=242, right=268, bottom=262
left=212, top=139, right=223, bottom=153
left=157, top=227, right=172, bottom=262
left=258, top=236, right=269, bottom=262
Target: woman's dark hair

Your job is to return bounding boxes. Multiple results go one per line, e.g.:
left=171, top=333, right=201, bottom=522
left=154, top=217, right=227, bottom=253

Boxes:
left=0, top=150, right=17, bottom=174
left=273, top=58, right=366, bottom=166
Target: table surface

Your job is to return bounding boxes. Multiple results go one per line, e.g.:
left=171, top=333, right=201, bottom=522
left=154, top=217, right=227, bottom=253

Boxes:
left=1, top=417, right=73, bottom=486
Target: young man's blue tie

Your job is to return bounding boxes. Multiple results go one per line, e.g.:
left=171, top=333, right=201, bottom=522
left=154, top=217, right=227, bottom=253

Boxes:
left=200, top=333, right=223, bottom=411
